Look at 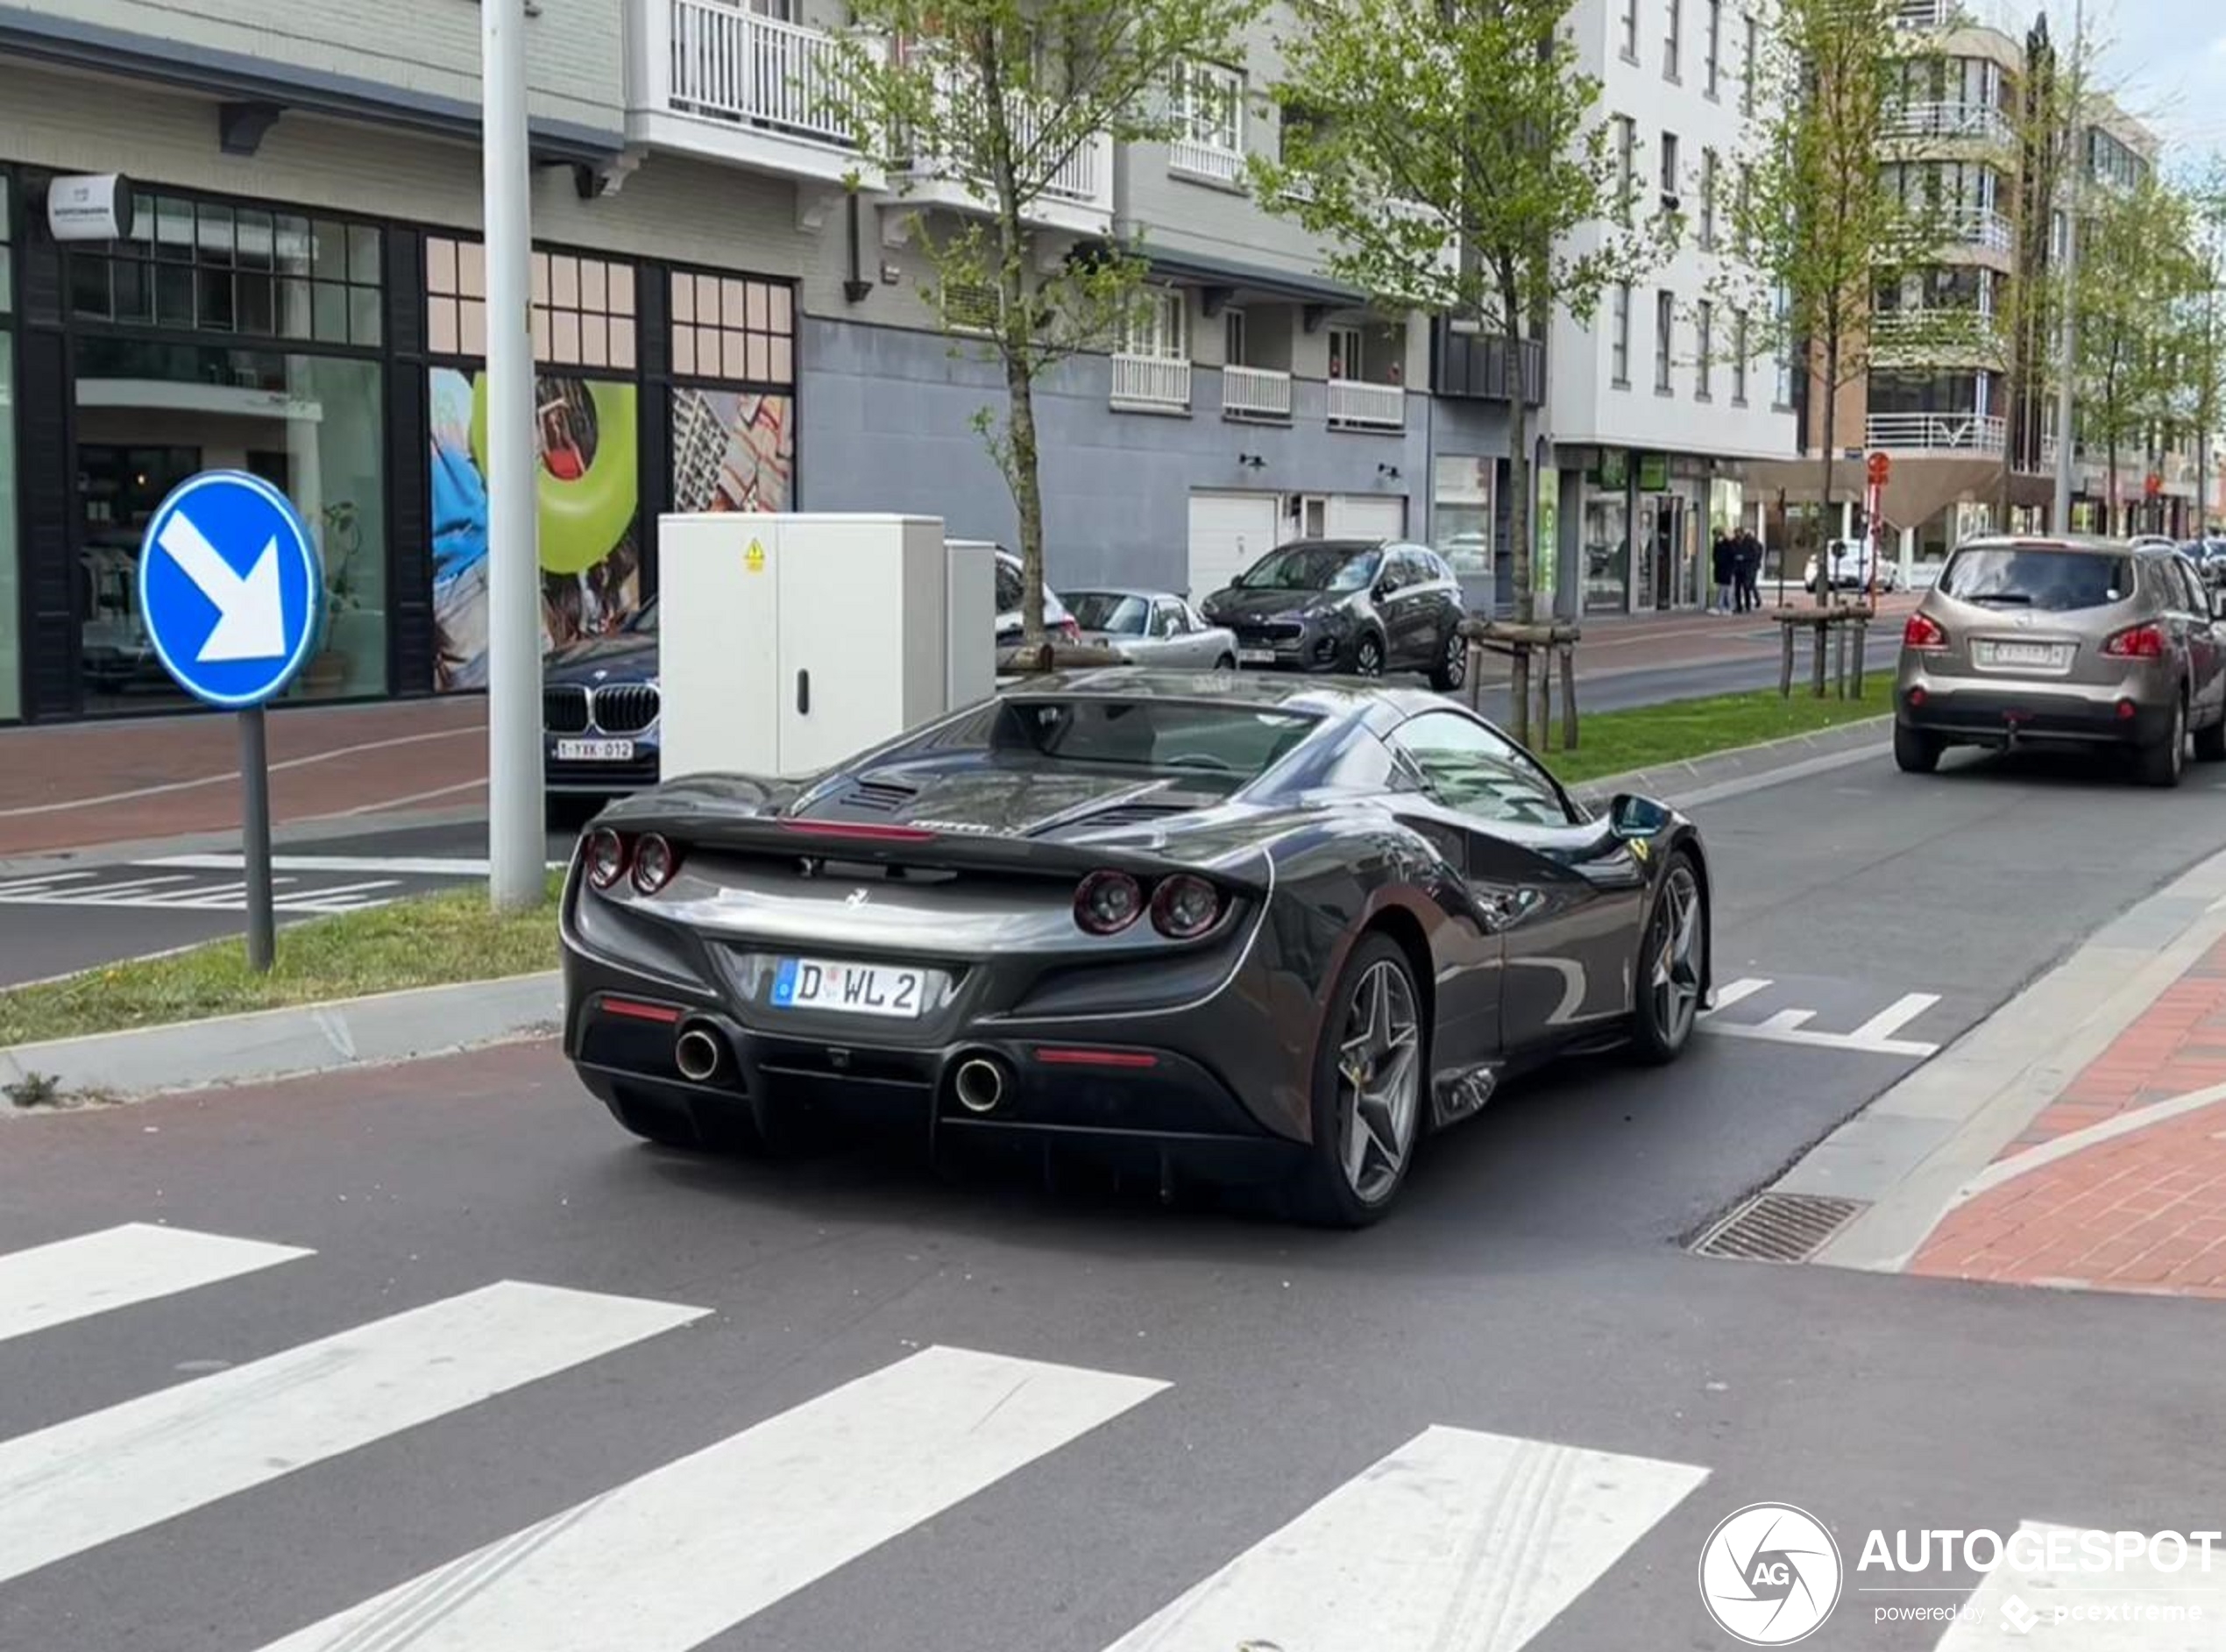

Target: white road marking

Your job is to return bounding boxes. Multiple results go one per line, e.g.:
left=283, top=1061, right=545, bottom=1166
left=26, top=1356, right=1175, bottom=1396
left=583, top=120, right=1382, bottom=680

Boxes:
left=1847, top=992, right=1942, bottom=1045
left=1702, top=976, right=1772, bottom=1014
left=0, top=871, right=97, bottom=896
left=0, top=1280, right=705, bottom=1587
left=1705, top=1019, right=1940, bottom=1059
left=1929, top=1521, right=2222, bottom=1648
left=249, top=1345, right=1166, bottom=1652
left=1100, top=1426, right=1707, bottom=1652
left=1759, top=1008, right=1818, bottom=1033
left=66, top=874, right=201, bottom=903
left=0, top=1224, right=309, bottom=1347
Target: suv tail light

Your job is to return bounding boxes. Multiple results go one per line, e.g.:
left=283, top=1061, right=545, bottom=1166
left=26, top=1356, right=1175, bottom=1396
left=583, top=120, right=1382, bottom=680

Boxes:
left=1903, top=612, right=1948, bottom=650
left=2104, top=621, right=2166, bottom=659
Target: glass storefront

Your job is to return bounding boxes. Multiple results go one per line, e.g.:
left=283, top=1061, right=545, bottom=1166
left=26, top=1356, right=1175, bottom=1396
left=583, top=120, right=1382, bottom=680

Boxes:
left=1581, top=450, right=1631, bottom=614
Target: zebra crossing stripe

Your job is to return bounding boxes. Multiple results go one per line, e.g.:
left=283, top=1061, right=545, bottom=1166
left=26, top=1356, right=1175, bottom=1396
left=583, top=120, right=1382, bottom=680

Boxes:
left=1932, top=1521, right=2221, bottom=1648
left=0, top=1223, right=310, bottom=1347
left=1101, top=1425, right=1708, bottom=1652
left=0, top=1280, right=705, bottom=1587
left=249, top=1344, right=1166, bottom=1652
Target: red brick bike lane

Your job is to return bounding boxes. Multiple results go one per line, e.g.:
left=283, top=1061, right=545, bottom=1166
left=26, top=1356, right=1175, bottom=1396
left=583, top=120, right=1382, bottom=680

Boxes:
left=1910, top=935, right=2226, bottom=1300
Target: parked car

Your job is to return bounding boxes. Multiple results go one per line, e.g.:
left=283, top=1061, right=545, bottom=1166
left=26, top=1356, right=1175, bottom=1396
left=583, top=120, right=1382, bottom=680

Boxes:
left=1199, top=538, right=1469, bottom=689
left=1804, top=538, right=1901, bottom=594
left=1060, top=589, right=1237, bottom=670
left=1893, top=535, right=2226, bottom=787
left=562, top=669, right=1710, bottom=1225
left=544, top=596, right=662, bottom=798
left=2179, top=538, right=2226, bottom=588
left=988, top=547, right=1080, bottom=647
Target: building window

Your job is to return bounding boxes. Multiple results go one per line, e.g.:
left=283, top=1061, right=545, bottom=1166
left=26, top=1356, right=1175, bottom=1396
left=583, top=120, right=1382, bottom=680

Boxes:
left=1696, top=300, right=1713, bottom=398
left=1172, top=60, right=1244, bottom=182
left=70, top=190, right=383, bottom=347
left=427, top=238, right=643, bottom=372
left=1224, top=308, right=1248, bottom=366
left=1613, top=283, right=1632, bottom=386
left=1664, top=0, right=1681, bottom=81
left=671, top=270, right=794, bottom=384
left=1741, top=13, right=1757, bottom=114
left=1698, top=149, right=1718, bottom=249
left=1655, top=290, right=1676, bottom=392
left=1125, top=287, right=1188, bottom=360
left=1620, top=0, right=1640, bottom=60
left=1733, top=308, right=1750, bottom=404
left=1660, top=131, right=1681, bottom=215
left=1614, top=117, right=1637, bottom=224
left=1705, top=0, right=1722, bottom=96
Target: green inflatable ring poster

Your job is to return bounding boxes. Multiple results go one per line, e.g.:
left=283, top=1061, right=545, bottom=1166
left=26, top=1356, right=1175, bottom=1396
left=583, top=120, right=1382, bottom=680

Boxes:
left=468, top=373, right=639, bottom=578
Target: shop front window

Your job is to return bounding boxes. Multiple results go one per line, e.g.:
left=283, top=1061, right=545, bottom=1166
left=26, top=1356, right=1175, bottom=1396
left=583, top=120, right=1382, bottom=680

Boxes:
left=1583, top=456, right=1631, bottom=614
left=1431, top=455, right=1494, bottom=605
left=73, top=339, right=386, bottom=713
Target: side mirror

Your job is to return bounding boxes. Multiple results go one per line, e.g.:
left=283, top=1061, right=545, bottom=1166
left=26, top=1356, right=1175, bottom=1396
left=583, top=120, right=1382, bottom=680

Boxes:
left=1374, top=576, right=1400, bottom=599
left=1609, top=793, right=1672, bottom=839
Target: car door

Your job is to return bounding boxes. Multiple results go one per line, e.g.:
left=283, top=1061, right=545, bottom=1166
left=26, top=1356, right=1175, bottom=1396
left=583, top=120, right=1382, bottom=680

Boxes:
left=1379, top=549, right=1433, bottom=670
left=1152, top=597, right=1207, bottom=667
left=1386, top=710, right=1649, bottom=1052
left=2172, top=556, right=2226, bottom=724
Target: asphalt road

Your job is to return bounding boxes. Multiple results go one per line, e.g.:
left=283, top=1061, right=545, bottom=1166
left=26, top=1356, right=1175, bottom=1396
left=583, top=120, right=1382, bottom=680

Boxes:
left=7, top=743, right=2226, bottom=1650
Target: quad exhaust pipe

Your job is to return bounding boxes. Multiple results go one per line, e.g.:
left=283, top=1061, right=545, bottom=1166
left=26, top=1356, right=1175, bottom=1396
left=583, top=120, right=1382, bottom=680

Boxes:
left=674, top=1021, right=727, bottom=1084
left=952, top=1054, right=1009, bottom=1115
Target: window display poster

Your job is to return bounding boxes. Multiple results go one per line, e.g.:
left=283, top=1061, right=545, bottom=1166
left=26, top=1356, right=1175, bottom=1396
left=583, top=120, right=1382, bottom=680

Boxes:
left=428, top=367, right=642, bottom=691
left=670, top=386, right=795, bottom=514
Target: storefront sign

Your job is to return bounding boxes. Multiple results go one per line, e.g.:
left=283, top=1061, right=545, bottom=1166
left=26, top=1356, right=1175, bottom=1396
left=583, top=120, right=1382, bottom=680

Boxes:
left=1535, top=467, right=1558, bottom=602
left=1638, top=452, right=1670, bottom=493
left=46, top=174, right=133, bottom=243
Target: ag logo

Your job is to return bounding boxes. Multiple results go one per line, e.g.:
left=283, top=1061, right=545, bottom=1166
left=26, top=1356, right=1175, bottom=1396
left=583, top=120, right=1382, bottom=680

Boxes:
left=1698, top=1502, right=1841, bottom=1645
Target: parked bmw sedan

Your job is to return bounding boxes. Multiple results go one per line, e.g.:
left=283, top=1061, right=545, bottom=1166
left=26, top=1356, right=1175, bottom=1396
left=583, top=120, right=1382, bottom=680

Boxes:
left=544, top=596, right=661, bottom=798
left=1199, top=538, right=1470, bottom=690
left=1061, top=588, right=1237, bottom=670
left=1894, top=535, right=2226, bottom=787
left=560, top=670, right=1709, bottom=1225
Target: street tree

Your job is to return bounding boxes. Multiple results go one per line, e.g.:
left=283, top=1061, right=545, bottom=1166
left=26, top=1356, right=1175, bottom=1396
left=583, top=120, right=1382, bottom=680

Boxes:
left=828, top=0, right=1263, bottom=646
left=1251, top=0, right=1657, bottom=744
left=1992, top=12, right=2078, bottom=527
left=1723, top=0, right=1943, bottom=600
left=2074, top=172, right=2200, bottom=533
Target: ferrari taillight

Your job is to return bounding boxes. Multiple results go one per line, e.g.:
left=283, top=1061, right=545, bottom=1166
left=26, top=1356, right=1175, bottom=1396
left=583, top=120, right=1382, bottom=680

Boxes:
left=631, top=833, right=680, bottom=895
left=585, top=827, right=628, bottom=890
left=1074, top=869, right=1145, bottom=935
left=1150, top=875, right=1222, bottom=939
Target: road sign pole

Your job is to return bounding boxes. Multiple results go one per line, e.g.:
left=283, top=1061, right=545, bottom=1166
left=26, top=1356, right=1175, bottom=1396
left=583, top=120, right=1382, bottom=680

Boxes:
left=482, top=0, right=545, bottom=912
left=238, top=706, right=275, bottom=973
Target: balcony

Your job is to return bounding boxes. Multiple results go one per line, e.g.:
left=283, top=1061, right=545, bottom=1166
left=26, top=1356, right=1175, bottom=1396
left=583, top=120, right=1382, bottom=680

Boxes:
left=1431, top=322, right=1544, bottom=406
left=1867, top=411, right=2007, bottom=454
left=1169, top=135, right=1246, bottom=188
left=1110, top=353, right=1192, bottom=412
left=1894, top=0, right=2026, bottom=34
left=1946, top=205, right=2014, bottom=253
left=1328, top=379, right=1406, bottom=431
left=1870, top=307, right=1998, bottom=362
left=893, top=67, right=1115, bottom=236
left=1221, top=365, right=1293, bottom=422
left=1885, top=101, right=2012, bottom=145
left=627, top=0, right=868, bottom=186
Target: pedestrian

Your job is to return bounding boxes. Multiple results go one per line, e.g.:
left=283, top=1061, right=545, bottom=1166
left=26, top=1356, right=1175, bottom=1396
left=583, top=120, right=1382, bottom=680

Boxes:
left=1711, top=528, right=1735, bottom=614
left=1735, top=528, right=1762, bottom=613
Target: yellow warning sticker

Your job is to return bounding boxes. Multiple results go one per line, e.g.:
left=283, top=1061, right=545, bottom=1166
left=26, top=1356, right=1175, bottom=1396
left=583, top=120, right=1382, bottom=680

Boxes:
left=746, top=537, right=766, bottom=574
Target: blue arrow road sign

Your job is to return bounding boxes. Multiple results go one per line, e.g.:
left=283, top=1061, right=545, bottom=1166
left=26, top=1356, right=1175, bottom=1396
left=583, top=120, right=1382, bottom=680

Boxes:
left=138, top=471, right=324, bottom=710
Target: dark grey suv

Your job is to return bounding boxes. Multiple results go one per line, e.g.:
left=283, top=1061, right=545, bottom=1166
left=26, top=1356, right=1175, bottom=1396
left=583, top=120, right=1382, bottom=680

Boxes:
left=1200, top=538, right=1469, bottom=689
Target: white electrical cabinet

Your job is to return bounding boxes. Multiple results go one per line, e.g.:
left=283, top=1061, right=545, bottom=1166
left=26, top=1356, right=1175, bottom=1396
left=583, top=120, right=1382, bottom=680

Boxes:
left=659, top=514, right=973, bottom=782
left=943, top=539, right=996, bottom=711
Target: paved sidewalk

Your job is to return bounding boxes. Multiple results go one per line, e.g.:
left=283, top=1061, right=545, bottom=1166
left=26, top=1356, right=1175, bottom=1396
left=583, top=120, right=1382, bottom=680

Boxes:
left=0, top=698, right=488, bottom=861
left=1470, top=593, right=1917, bottom=688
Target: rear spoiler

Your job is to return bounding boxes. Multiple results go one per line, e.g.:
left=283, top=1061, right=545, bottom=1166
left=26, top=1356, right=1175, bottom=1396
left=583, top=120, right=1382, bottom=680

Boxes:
left=620, top=812, right=1273, bottom=894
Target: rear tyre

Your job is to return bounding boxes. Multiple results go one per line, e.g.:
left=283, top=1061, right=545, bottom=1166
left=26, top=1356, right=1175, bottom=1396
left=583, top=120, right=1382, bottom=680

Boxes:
left=1628, top=854, right=1705, bottom=1066
left=1893, top=722, right=1942, bottom=775
left=1286, top=934, right=1426, bottom=1229
left=1428, top=631, right=1468, bottom=691
left=2194, top=709, right=2226, bottom=762
left=2139, top=697, right=2187, bottom=789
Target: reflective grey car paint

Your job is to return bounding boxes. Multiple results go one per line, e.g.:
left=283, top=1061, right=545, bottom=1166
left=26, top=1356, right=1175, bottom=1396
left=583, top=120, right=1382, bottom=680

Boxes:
left=560, top=670, right=1707, bottom=1170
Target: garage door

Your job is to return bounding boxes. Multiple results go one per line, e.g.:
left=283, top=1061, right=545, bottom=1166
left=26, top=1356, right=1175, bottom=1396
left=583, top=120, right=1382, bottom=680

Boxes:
left=1328, top=495, right=1407, bottom=540
left=1187, top=492, right=1282, bottom=599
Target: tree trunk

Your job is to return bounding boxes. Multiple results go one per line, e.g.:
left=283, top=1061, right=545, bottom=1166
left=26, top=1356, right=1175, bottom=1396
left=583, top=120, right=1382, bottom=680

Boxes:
left=1815, top=329, right=1840, bottom=607
left=981, top=40, right=1045, bottom=649
left=1006, top=351, right=1047, bottom=649
left=1504, top=283, right=1534, bottom=749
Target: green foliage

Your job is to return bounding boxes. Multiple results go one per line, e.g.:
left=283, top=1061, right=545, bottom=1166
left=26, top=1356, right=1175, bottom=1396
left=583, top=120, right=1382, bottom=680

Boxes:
left=826, top=0, right=1263, bottom=642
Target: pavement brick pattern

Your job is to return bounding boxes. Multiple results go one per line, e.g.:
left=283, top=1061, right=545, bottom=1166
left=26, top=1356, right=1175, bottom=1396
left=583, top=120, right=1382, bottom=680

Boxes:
left=1912, top=935, right=2226, bottom=1300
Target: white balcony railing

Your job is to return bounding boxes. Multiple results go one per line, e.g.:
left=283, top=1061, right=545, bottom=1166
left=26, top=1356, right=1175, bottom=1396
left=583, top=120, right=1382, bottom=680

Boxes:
left=1110, top=353, right=1192, bottom=411
left=1169, top=136, right=1246, bottom=186
left=1885, top=100, right=2013, bottom=145
left=1946, top=204, right=2014, bottom=252
left=1895, top=0, right=2028, bottom=35
left=627, top=0, right=867, bottom=183
left=1867, top=411, right=2007, bottom=453
left=1328, top=379, right=1406, bottom=430
left=896, top=65, right=1115, bottom=226
left=1221, top=365, right=1293, bottom=421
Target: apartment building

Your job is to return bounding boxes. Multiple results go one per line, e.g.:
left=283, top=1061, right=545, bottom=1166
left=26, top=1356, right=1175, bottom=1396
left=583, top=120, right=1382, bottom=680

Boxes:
left=4, top=0, right=1558, bottom=726
left=1550, top=0, right=1799, bottom=615
left=1746, top=0, right=2194, bottom=573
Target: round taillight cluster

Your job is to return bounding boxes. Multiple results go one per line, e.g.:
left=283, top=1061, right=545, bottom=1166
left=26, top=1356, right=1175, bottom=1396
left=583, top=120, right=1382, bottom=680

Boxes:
left=1073, top=869, right=1224, bottom=939
left=584, top=828, right=683, bottom=896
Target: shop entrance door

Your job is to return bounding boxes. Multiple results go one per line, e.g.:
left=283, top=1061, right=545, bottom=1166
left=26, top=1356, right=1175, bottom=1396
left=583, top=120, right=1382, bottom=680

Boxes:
left=1641, top=495, right=1686, bottom=610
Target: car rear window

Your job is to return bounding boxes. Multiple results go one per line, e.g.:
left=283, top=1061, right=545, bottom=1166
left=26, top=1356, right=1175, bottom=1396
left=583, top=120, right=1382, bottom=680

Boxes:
left=994, top=698, right=1317, bottom=776
left=1937, top=548, right=2133, bottom=612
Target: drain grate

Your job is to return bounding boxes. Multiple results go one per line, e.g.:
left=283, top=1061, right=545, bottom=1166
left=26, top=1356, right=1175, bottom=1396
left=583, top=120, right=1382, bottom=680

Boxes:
left=1691, top=1192, right=1867, bottom=1263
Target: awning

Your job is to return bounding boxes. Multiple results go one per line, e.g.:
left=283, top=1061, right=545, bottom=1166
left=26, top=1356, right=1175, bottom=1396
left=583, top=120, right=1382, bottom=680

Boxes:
left=1130, top=243, right=1365, bottom=308
left=1746, top=456, right=2052, bottom=528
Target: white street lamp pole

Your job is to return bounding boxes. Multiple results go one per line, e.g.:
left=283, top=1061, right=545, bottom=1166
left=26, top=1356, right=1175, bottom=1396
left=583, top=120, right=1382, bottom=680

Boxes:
left=482, top=0, right=545, bottom=911
left=2050, top=0, right=2083, bottom=535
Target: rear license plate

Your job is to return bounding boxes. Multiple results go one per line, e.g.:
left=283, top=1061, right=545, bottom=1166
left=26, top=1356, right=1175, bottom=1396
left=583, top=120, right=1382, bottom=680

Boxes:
left=769, top=958, right=926, bottom=1017
left=1977, top=642, right=2067, bottom=669
left=1237, top=648, right=1276, bottom=664
left=555, top=738, right=636, bottom=762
